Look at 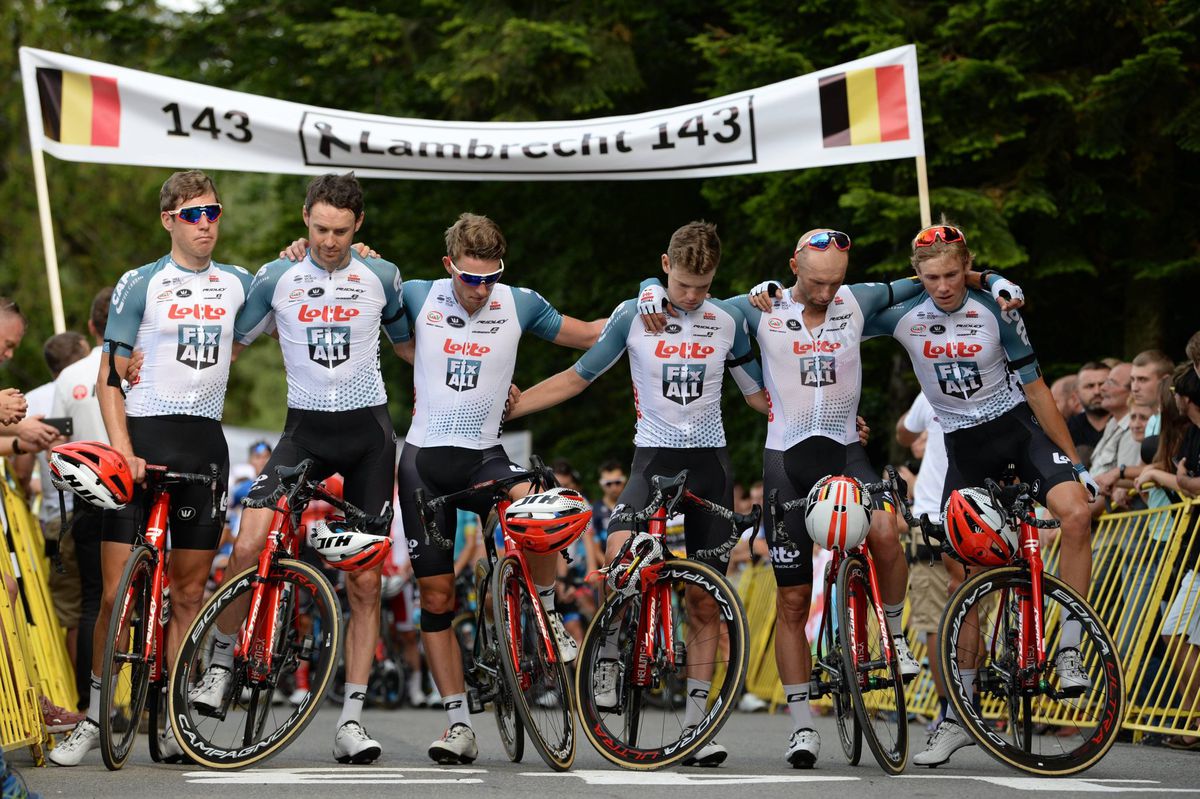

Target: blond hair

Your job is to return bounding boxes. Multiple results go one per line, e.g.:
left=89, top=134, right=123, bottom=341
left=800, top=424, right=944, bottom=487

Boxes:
left=667, top=221, right=721, bottom=275
left=444, top=213, right=506, bottom=261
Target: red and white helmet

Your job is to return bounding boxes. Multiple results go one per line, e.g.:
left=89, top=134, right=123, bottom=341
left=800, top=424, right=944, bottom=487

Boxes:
left=943, top=488, right=1017, bottom=567
left=308, top=518, right=392, bottom=571
left=804, top=475, right=872, bottom=551
left=48, top=441, right=134, bottom=511
left=502, top=488, right=591, bottom=554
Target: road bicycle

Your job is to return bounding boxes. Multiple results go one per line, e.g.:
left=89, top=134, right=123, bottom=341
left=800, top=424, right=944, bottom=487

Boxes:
left=574, top=470, right=759, bottom=770
left=768, top=471, right=909, bottom=774
left=415, top=457, right=573, bottom=770
left=99, top=463, right=220, bottom=770
left=169, top=460, right=376, bottom=769
left=905, top=478, right=1125, bottom=775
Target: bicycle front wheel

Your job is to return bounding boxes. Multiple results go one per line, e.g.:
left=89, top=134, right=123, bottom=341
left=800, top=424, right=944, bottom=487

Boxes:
left=837, top=555, right=907, bottom=774
left=814, top=569, right=860, bottom=765
left=100, top=545, right=155, bottom=771
left=169, top=559, right=342, bottom=769
left=575, top=558, right=748, bottom=770
left=939, top=566, right=1124, bottom=775
left=494, top=555, right=574, bottom=771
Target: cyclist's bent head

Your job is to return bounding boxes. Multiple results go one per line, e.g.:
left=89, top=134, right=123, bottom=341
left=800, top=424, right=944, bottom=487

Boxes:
left=660, top=221, right=719, bottom=312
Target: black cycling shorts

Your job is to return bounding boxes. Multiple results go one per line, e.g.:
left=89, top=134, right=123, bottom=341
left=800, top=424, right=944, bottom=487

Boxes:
left=247, top=404, right=397, bottom=532
left=398, top=444, right=524, bottom=580
left=941, top=404, right=1077, bottom=506
left=608, top=447, right=734, bottom=574
left=763, top=438, right=885, bottom=588
left=103, top=415, right=229, bottom=551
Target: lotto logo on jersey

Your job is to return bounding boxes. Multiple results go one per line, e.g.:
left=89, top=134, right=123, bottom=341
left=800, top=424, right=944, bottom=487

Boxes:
left=799, top=356, right=837, bottom=386
left=935, top=361, right=982, bottom=399
left=446, top=358, right=482, bottom=391
left=654, top=340, right=715, bottom=359
left=307, top=326, right=350, bottom=367
left=297, top=304, right=360, bottom=323
left=793, top=340, right=841, bottom=355
left=662, top=364, right=705, bottom=405
left=923, top=340, right=983, bottom=358
left=177, top=325, right=221, bottom=369
left=443, top=339, right=491, bottom=357
left=168, top=304, right=226, bottom=320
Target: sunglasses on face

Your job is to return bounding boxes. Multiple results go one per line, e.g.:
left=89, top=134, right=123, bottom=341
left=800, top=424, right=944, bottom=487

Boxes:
left=449, top=258, right=504, bottom=286
left=168, top=203, right=223, bottom=224
left=797, top=231, right=852, bottom=252
left=912, top=225, right=966, bottom=248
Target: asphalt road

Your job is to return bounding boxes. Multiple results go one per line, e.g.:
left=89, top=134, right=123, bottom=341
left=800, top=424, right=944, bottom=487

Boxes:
left=14, top=705, right=1200, bottom=798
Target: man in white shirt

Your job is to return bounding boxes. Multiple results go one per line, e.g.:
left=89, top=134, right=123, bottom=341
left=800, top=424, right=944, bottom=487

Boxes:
left=1089, top=362, right=1142, bottom=515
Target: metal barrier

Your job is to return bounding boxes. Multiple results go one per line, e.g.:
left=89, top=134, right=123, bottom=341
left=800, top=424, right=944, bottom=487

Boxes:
left=0, top=461, right=75, bottom=759
left=737, top=498, right=1200, bottom=739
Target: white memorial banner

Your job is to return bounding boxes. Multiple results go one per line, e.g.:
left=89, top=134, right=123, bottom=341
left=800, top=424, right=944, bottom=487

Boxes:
left=21, top=45, right=923, bottom=182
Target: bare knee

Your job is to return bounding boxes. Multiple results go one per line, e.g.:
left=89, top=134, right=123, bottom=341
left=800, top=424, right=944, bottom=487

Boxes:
left=776, top=585, right=812, bottom=627
left=346, top=566, right=382, bottom=609
left=418, top=575, right=455, bottom=616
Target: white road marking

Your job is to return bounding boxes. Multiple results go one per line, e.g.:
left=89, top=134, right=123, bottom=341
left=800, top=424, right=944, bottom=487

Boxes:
left=184, top=766, right=486, bottom=784
left=896, top=775, right=1200, bottom=793
left=521, top=770, right=858, bottom=785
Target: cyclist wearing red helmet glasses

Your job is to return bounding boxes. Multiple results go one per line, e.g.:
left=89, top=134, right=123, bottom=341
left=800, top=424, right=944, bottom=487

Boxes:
left=866, top=219, right=1098, bottom=767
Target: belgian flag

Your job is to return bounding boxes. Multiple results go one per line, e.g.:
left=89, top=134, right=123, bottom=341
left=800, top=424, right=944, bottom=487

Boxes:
left=818, top=65, right=909, bottom=148
left=36, top=67, right=121, bottom=147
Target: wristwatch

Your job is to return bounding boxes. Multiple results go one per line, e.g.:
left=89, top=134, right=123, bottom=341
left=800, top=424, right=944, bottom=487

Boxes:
left=1119, top=465, right=1127, bottom=480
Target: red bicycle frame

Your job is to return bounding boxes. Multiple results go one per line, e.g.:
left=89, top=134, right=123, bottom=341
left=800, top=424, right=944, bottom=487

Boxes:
left=626, top=506, right=677, bottom=689
left=989, top=513, right=1048, bottom=688
left=496, top=497, right=562, bottom=688
left=829, top=544, right=896, bottom=687
left=238, top=492, right=303, bottom=685
left=139, top=485, right=172, bottom=685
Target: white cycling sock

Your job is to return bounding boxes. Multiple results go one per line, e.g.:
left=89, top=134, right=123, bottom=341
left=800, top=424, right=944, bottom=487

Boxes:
left=1060, top=618, right=1082, bottom=650
left=338, top=683, right=367, bottom=727
left=535, top=583, right=556, bottom=614
left=443, top=693, right=471, bottom=728
left=783, top=682, right=813, bottom=732
left=945, top=668, right=977, bottom=723
left=87, top=673, right=102, bottom=723
left=883, top=602, right=906, bottom=638
left=683, top=678, right=711, bottom=729
left=211, top=629, right=236, bottom=670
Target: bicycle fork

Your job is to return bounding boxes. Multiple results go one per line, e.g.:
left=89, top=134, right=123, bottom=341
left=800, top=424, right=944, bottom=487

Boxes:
left=850, top=555, right=897, bottom=690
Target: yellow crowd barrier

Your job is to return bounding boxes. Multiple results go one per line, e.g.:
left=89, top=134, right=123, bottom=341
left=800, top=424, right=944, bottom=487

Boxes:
left=739, top=498, right=1200, bottom=740
left=0, top=460, right=76, bottom=759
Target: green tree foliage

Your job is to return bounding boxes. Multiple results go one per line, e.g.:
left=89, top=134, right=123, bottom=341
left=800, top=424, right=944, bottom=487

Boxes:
left=2, top=0, right=1197, bottom=485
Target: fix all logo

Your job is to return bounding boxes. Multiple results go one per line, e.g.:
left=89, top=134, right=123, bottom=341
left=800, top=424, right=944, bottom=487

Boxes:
left=793, top=340, right=841, bottom=355
left=799, top=356, right=837, bottom=386
left=307, top=326, right=350, bottom=367
left=443, top=339, right=491, bottom=357
left=922, top=340, right=983, bottom=358
left=168, top=304, right=225, bottom=320
left=654, top=340, right=715, bottom=359
left=662, top=364, right=706, bottom=405
left=297, top=304, right=359, bottom=323
left=446, top=358, right=482, bottom=391
left=177, top=325, right=220, bottom=369
left=935, top=361, right=982, bottom=398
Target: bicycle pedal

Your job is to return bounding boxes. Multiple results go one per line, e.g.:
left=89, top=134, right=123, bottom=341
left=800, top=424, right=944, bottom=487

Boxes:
left=467, top=688, right=485, bottom=714
left=1053, top=685, right=1087, bottom=700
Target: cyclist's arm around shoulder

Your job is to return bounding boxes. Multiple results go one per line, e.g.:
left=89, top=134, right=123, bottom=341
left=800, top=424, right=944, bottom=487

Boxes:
left=235, top=259, right=286, bottom=345
left=712, top=298, right=765, bottom=406
left=555, top=315, right=607, bottom=350
left=505, top=368, right=590, bottom=421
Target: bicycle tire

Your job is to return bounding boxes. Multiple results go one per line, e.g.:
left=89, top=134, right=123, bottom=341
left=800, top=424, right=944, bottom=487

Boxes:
left=169, top=559, right=342, bottom=769
left=837, top=555, right=907, bottom=774
left=147, top=681, right=169, bottom=762
left=816, top=571, right=861, bottom=765
left=100, top=545, right=155, bottom=771
left=939, top=566, right=1124, bottom=776
left=575, top=558, right=748, bottom=770
left=494, top=555, right=574, bottom=771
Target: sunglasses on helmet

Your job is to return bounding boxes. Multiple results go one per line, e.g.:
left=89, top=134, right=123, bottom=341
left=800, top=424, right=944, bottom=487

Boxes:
left=796, top=231, right=852, bottom=252
left=912, top=225, right=966, bottom=248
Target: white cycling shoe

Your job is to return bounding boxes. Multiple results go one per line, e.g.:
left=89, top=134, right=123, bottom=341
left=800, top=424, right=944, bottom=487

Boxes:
left=428, top=723, right=478, bottom=765
left=681, top=726, right=727, bottom=767
left=893, top=635, right=921, bottom=681
left=1054, top=647, right=1092, bottom=693
left=786, top=728, right=820, bottom=768
left=334, top=721, right=382, bottom=764
left=189, top=664, right=233, bottom=713
left=593, top=659, right=620, bottom=709
left=912, top=719, right=974, bottom=767
left=47, top=718, right=99, bottom=767
left=547, top=611, right=579, bottom=663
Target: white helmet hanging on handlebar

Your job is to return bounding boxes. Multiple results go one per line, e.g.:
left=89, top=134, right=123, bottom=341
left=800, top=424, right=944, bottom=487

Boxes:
left=309, top=518, right=392, bottom=571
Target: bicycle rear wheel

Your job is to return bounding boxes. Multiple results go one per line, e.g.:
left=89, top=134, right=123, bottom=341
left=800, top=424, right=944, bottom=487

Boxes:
left=939, top=566, right=1124, bottom=775
left=169, top=559, right=341, bottom=769
left=494, top=555, right=574, bottom=771
left=100, top=545, right=155, bottom=771
left=815, top=574, right=861, bottom=765
left=575, top=558, right=748, bottom=770
left=837, top=555, right=907, bottom=774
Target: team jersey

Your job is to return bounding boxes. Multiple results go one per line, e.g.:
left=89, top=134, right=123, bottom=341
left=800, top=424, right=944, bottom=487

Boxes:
left=403, top=279, right=563, bottom=448
left=575, top=296, right=763, bottom=448
left=865, top=288, right=1041, bottom=432
left=235, top=252, right=408, bottom=412
left=105, top=256, right=252, bottom=420
left=726, top=278, right=923, bottom=449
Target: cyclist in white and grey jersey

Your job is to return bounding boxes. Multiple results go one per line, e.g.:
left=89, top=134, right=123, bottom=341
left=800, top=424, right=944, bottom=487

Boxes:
left=509, top=222, right=767, bottom=768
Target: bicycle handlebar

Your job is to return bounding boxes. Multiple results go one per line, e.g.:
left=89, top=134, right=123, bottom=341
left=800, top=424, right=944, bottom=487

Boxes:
left=415, top=455, right=559, bottom=551
left=769, top=469, right=907, bottom=550
left=243, top=458, right=388, bottom=534
left=608, top=470, right=762, bottom=562
left=144, top=462, right=222, bottom=520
